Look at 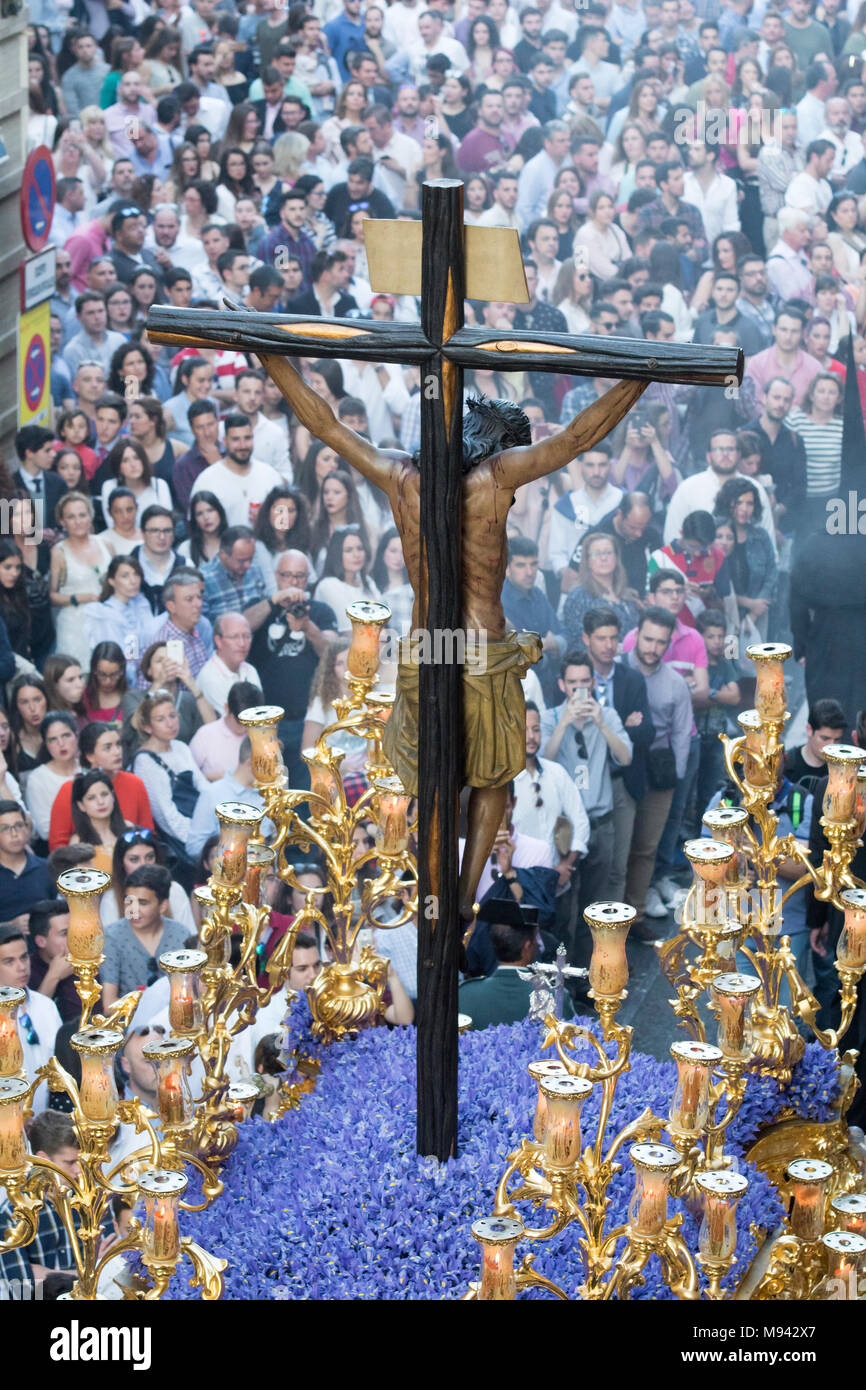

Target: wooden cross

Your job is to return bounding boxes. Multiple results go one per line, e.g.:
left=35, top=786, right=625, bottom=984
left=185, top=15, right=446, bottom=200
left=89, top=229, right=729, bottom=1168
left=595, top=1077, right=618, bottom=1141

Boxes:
left=147, top=179, right=742, bottom=1161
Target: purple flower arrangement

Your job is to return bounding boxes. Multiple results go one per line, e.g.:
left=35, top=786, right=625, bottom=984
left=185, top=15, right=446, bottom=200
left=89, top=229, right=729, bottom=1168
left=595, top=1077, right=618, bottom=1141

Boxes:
left=163, top=1002, right=840, bottom=1301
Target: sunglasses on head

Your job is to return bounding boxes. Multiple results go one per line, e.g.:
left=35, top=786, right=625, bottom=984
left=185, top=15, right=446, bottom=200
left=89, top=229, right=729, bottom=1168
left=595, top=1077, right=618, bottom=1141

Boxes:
left=19, top=1012, right=39, bottom=1047
left=122, top=828, right=155, bottom=843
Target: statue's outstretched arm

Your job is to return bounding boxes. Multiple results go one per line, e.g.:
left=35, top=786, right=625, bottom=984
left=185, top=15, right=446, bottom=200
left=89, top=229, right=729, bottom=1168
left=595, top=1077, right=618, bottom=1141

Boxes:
left=496, top=380, right=649, bottom=489
left=260, top=352, right=397, bottom=492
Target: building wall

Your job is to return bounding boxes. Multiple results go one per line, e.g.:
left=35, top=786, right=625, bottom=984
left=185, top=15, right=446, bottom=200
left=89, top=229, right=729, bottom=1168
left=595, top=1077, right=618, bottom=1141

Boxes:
left=0, top=13, right=28, bottom=459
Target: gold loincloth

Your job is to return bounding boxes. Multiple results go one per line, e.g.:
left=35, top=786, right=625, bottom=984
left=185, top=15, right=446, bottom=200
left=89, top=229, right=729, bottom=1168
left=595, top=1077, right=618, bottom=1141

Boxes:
left=382, top=629, right=542, bottom=795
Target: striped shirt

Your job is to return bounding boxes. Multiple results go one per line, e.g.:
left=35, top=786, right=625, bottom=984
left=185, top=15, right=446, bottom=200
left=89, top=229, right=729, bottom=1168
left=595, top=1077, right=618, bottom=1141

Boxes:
left=784, top=409, right=843, bottom=497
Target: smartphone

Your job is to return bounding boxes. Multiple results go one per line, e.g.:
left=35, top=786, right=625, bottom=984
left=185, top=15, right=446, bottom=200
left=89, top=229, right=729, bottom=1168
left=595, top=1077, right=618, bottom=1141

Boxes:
left=165, top=639, right=184, bottom=667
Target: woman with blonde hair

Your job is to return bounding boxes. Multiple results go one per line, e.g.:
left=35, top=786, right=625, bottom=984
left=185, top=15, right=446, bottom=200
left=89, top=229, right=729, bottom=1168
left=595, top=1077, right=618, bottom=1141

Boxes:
left=50, top=492, right=114, bottom=668
left=321, top=80, right=368, bottom=163
left=272, top=131, right=311, bottom=184
left=561, top=531, right=638, bottom=646
left=131, top=689, right=209, bottom=865
left=552, top=258, right=593, bottom=334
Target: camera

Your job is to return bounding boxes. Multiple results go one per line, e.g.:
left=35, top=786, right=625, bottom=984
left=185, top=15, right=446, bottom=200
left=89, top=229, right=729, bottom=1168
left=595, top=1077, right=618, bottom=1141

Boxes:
left=289, top=600, right=310, bottom=619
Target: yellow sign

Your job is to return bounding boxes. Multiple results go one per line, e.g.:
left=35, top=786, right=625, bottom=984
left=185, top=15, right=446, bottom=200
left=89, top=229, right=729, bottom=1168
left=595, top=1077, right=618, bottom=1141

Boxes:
left=18, top=301, right=51, bottom=427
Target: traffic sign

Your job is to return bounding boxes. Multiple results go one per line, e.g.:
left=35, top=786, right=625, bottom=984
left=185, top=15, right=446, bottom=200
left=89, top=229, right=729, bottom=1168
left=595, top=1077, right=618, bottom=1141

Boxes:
left=20, top=146, right=56, bottom=253
left=18, top=303, right=51, bottom=427
left=21, top=246, right=57, bottom=311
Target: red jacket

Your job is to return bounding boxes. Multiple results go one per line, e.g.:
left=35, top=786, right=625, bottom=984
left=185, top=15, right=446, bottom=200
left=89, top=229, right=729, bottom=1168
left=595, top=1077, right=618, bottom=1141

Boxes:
left=49, top=769, right=154, bottom=851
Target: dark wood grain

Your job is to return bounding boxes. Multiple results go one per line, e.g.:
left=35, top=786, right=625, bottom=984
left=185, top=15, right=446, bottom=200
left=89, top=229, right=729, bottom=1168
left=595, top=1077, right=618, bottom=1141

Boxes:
left=146, top=306, right=433, bottom=365
left=416, top=179, right=464, bottom=1161
left=447, top=327, right=744, bottom=385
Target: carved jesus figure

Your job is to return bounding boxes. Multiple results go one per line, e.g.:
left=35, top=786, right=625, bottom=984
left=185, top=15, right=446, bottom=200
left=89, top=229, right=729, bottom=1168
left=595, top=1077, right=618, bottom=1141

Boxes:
left=260, top=352, right=647, bottom=919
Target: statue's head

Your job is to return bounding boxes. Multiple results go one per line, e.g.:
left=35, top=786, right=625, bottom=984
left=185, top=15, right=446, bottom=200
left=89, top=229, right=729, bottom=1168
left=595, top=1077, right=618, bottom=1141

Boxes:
left=461, top=396, right=532, bottom=472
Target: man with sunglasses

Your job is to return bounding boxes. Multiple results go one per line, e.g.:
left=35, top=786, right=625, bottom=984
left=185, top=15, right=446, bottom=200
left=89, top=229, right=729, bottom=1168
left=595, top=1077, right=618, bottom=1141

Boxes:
left=0, top=923, right=61, bottom=1112
left=513, top=700, right=589, bottom=897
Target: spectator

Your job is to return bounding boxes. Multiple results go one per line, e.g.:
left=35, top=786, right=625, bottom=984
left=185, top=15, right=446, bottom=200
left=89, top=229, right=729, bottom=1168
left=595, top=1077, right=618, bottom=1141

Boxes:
left=100, top=830, right=194, bottom=932
left=693, top=609, right=741, bottom=817
left=198, top=613, right=261, bottom=715
left=187, top=734, right=267, bottom=859
left=0, top=805, right=52, bottom=924
left=713, top=477, right=778, bottom=637
left=49, top=722, right=153, bottom=852
left=190, top=414, right=283, bottom=529
left=146, top=570, right=215, bottom=677
left=28, top=899, right=79, bottom=1023
left=131, top=694, right=210, bottom=866
left=458, top=899, right=542, bottom=1028
left=201, top=526, right=271, bottom=629
left=785, top=698, right=848, bottom=787
left=562, top=531, right=638, bottom=647
left=189, top=679, right=264, bottom=781
left=101, top=864, right=189, bottom=1006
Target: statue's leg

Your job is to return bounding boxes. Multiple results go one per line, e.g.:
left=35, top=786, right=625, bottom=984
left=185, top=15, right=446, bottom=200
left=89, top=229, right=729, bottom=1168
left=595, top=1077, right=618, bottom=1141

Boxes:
left=458, top=783, right=509, bottom=920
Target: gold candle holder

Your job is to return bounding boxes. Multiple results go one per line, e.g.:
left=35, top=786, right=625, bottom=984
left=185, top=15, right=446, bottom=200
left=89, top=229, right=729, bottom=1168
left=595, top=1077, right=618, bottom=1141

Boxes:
left=702, top=807, right=749, bottom=885
left=820, top=1229, right=866, bottom=1296
left=787, top=1157, right=833, bottom=1241
left=527, top=1060, right=568, bottom=1142
left=70, top=1027, right=122, bottom=1124
left=227, top=1080, right=259, bottom=1122
left=372, top=775, right=411, bottom=856
left=821, top=744, right=864, bottom=824
left=214, top=802, right=263, bottom=889
left=143, top=1036, right=196, bottom=1128
left=366, top=688, right=395, bottom=723
left=0, top=986, right=25, bottom=1078
left=710, top=972, right=761, bottom=1060
left=138, top=1167, right=187, bottom=1263
left=160, top=950, right=207, bottom=1036
left=746, top=641, right=791, bottom=721
left=471, top=1215, right=524, bottom=1300
left=302, top=746, right=346, bottom=808
left=540, top=1074, right=592, bottom=1169
left=695, top=1170, right=749, bottom=1260
left=831, top=1192, right=866, bottom=1236
left=586, top=901, right=635, bottom=997
left=193, top=887, right=231, bottom=966
left=237, top=704, right=285, bottom=786
left=738, top=710, right=773, bottom=787
left=684, top=839, right=735, bottom=927
left=669, top=1041, right=723, bottom=1136
left=243, top=844, right=275, bottom=909
left=628, top=1142, right=680, bottom=1237
left=855, top=769, right=866, bottom=837
left=57, top=867, right=111, bottom=961
left=0, top=1077, right=29, bottom=1172
left=836, top=889, right=866, bottom=969
left=346, top=599, right=391, bottom=681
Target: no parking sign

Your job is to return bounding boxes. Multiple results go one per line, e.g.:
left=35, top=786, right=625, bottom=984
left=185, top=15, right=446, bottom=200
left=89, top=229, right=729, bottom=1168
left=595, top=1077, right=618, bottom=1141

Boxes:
left=20, top=147, right=55, bottom=253
left=18, top=303, right=51, bottom=427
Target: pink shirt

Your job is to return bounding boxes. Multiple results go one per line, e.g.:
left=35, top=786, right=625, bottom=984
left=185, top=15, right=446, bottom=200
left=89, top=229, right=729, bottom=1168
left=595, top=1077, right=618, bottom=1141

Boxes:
left=66, top=222, right=110, bottom=293
left=622, top=618, right=706, bottom=735
left=745, top=345, right=821, bottom=407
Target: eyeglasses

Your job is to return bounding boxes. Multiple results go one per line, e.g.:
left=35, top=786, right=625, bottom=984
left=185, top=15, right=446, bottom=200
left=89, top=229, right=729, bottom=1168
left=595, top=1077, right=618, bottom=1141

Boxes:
left=19, top=1012, right=38, bottom=1047
left=144, top=526, right=174, bottom=536
left=121, top=828, right=155, bottom=843
left=0, top=822, right=27, bottom=834
left=532, top=779, right=543, bottom=808
left=574, top=731, right=587, bottom=761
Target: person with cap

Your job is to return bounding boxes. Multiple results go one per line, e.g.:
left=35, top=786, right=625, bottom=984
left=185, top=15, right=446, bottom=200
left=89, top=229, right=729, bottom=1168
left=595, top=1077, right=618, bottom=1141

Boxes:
left=459, top=898, right=572, bottom=1029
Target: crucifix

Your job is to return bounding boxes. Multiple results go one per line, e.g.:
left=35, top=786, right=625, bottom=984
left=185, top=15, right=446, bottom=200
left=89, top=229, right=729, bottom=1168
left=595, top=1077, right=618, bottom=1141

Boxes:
left=147, top=179, right=742, bottom=1162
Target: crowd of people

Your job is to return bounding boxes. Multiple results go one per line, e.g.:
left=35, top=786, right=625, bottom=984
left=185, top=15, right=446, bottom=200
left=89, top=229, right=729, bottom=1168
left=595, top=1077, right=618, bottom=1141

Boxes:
left=3, top=0, right=866, bottom=1290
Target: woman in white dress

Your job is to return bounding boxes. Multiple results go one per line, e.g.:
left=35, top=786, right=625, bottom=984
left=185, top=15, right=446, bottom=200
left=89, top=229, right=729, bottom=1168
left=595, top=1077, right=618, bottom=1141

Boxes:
left=50, top=492, right=114, bottom=669
left=313, top=527, right=381, bottom=634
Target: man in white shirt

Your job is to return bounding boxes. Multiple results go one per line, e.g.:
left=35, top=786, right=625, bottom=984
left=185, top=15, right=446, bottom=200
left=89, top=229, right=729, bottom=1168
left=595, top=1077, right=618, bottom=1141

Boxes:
left=338, top=360, right=411, bottom=444
left=527, top=218, right=561, bottom=302
left=363, top=104, right=420, bottom=209
left=570, top=26, right=621, bottom=109
left=0, top=925, right=61, bottom=1115
left=197, top=613, right=261, bottom=715
left=819, top=97, right=862, bottom=184
left=548, top=444, right=623, bottom=578
left=191, top=414, right=283, bottom=527
left=407, top=10, right=468, bottom=80
left=513, top=702, right=590, bottom=877
left=146, top=203, right=207, bottom=277
left=233, top=370, right=291, bottom=476
left=682, top=139, right=741, bottom=246
left=384, top=0, right=423, bottom=49
left=785, top=137, right=835, bottom=216
left=516, top=120, right=571, bottom=225
left=795, top=59, right=836, bottom=148
left=664, top=428, right=776, bottom=551
left=477, top=170, right=523, bottom=231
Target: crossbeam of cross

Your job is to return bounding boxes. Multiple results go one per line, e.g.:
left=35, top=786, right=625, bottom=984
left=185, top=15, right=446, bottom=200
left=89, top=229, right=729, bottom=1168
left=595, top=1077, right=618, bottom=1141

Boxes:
left=148, top=179, right=742, bottom=1161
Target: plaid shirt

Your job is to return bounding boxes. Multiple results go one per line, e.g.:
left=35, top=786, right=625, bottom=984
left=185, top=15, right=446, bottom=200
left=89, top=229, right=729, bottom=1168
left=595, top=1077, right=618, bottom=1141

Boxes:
left=0, top=1195, right=77, bottom=1291
left=637, top=195, right=707, bottom=257
left=202, top=556, right=268, bottom=623
left=144, top=616, right=212, bottom=681
left=261, top=224, right=317, bottom=291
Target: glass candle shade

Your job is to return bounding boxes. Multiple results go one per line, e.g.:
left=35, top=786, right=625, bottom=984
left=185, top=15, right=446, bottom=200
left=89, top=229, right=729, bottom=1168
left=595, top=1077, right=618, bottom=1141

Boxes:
left=628, top=1143, right=680, bottom=1237
left=471, top=1216, right=524, bottom=1301
left=831, top=1192, right=866, bottom=1236
left=710, top=972, right=761, bottom=1060
left=738, top=710, right=773, bottom=787
left=787, top=1158, right=833, bottom=1242
left=586, top=901, right=635, bottom=997
left=70, top=1028, right=122, bottom=1124
left=0, top=1077, right=29, bottom=1172
left=138, top=1168, right=187, bottom=1264
left=213, top=802, right=263, bottom=889
left=821, top=1230, right=866, bottom=1294
left=57, top=868, right=110, bottom=961
left=684, top=839, right=734, bottom=925
left=702, top=807, right=750, bottom=885
left=856, top=770, right=866, bottom=838
left=160, top=950, right=207, bottom=1035
left=527, top=1060, right=568, bottom=1142
left=227, top=1080, right=259, bottom=1122
left=373, top=775, right=411, bottom=856
left=366, top=688, right=395, bottom=724
left=243, top=845, right=274, bottom=909
left=669, top=1041, right=723, bottom=1135
left=836, top=890, right=866, bottom=970
left=539, top=1074, right=592, bottom=1168
left=747, top=642, right=791, bottom=721
left=821, top=745, right=864, bottom=824
left=695, top=1170, right=749, bottom=1260
left=0, top=987, right=25, bottom=1078
left=302, top=747, right=345, bottom=808
left=346, top=600, right=391, bottom=680
left=238, top=704, right=285, bottom=785
left=143, top=1037, right=195, bottom=1128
